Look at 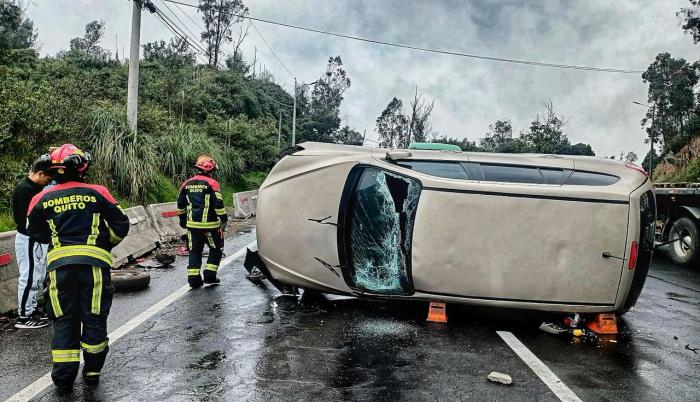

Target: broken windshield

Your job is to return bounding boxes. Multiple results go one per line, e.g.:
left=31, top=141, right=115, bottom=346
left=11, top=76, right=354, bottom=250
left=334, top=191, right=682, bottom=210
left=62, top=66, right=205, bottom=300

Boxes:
left=345, top=167, right=420, bottom=295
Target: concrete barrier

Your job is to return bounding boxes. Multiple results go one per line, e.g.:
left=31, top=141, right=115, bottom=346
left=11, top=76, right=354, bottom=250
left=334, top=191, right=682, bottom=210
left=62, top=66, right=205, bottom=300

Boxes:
left=146, top=202, right=187, bottom=240
left=233, top=190, right=258, bottom=219
left=0, top=231, right=18, bottom=314
left=111, top=206, right=161, bottom=267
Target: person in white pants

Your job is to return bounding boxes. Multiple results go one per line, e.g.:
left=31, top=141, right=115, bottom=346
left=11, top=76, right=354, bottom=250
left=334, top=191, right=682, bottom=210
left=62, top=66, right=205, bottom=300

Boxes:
left=12, top=155, right=52, bottom=329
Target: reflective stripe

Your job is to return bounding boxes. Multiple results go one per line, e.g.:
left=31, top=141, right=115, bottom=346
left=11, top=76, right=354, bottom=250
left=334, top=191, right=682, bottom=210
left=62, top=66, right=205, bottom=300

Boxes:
left=48, top=245, right=113, bottom=266
left=205, top=264, right=218, bottom=272
left=215, top=208, right=227, bottom=215
left=187, top=232, right=192, bottom=249
left=87, top=213, right=100, bottom=245
left=186, top=221, right=220, bottom=229
left=177, top=208, right=187, bottom=214
left=52, top=349, right=80, bottom=363
left=48, top=220, right=60, bottom=248
left=91, top=267, right=102, bottom=314
left=81, top=339, right=108, bottom=354
left=108, top=226, right=122, bottom=244
left=202, top=194, right=210, bottom=223
left=48, top=271, right=63, bottom=317
left=215, top=192, right=223, bottom=200
left=187, top=268, right=200, bottom=276
left=84, top=372, right=100, bottom=377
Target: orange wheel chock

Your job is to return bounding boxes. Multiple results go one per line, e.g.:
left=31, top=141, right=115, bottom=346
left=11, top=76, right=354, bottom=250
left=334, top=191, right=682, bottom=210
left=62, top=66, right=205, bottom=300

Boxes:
left=427, top=301, right=448, bottom=323
left=586, top=313, right=618, bottom=335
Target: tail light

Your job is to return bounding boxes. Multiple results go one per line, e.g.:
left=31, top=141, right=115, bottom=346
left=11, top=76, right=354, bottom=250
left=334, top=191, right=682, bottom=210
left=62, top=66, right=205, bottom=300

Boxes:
left=625, top=163, right=648, bottom=177
left=628, top=240, right=638, bottom=270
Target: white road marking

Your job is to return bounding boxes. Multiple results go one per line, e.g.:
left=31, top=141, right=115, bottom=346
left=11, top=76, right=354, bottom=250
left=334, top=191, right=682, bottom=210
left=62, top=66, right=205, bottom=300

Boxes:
left=497, top=331, right=582, bottom=402
left=5, top=241, right=257, bottom=402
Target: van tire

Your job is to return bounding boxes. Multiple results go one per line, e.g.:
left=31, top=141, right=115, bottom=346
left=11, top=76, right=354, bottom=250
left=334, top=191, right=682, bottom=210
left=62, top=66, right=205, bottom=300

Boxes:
left=668, top=217, right=699, bottom=267
left=112, top=269, right=151, bottom=292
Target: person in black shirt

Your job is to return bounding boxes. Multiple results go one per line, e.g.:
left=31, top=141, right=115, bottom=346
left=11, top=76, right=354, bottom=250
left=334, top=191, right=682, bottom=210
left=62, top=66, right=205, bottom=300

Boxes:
left=12, top=155, right=52, bottom=329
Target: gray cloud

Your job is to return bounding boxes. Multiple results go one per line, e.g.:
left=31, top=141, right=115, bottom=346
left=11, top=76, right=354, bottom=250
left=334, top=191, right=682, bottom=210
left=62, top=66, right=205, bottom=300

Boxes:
left=27, top=0, right=698, bottom=158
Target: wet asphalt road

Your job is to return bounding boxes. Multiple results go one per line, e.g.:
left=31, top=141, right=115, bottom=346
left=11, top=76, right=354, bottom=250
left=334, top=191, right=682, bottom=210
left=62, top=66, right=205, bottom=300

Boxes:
left=0, top=224, right=698, bottom=401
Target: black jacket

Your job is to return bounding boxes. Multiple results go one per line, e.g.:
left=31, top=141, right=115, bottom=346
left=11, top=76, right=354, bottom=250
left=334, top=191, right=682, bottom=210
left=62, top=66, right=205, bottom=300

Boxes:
left=177, top=174, right=228, bottom=230
left=27, top=181, right=130, bottom=271
left=12, top=177, right=44, bottom=236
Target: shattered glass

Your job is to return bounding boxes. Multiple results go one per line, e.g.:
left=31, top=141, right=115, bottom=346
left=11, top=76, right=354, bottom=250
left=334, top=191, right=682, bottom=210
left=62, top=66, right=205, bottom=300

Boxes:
left=348, top=168, right=420, bottom=295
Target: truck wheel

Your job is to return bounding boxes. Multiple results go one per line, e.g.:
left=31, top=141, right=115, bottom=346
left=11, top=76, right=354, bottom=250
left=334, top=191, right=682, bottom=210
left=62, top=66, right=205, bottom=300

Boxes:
left=112, top=269, right=151, bottom=292
left=668, top=217, right=699, bottom=267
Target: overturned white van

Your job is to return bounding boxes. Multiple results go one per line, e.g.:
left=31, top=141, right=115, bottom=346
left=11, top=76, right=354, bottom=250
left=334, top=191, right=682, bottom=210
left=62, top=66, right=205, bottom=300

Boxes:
left=250, top=142, right=655, bottom=314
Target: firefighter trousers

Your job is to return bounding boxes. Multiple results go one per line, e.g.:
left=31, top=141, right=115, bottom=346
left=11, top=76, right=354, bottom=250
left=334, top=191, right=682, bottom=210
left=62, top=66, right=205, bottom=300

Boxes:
left=46, top=264, right=114, bottom=387
left=187, top=228, right=224, bottom=285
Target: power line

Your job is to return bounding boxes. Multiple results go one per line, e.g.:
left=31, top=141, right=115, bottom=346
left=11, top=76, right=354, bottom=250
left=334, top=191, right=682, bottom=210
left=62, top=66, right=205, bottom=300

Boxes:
left=170, top=0, right=205, bottom=31
left=153, top=12, right=209, bottom=65
left=162, top=0, right=643, bottom=74
left=251, top=21, right=295, bottom=79
left=156, top=0, right=202, bottom=45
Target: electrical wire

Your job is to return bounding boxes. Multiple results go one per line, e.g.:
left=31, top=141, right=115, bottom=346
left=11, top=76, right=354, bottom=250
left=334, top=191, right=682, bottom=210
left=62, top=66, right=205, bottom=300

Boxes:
left=156, top=0, right=202, bottom=45
left=162, top=0, right=644, bottom=74
left=251, top=21, right=295, bottom=79
left=171, top=0, right=206, bottom=31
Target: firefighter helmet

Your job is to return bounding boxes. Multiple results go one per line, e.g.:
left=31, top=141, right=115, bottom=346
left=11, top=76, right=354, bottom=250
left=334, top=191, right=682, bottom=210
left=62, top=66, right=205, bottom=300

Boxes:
left=195, top=155, right=217, bottom=173
left=48, top=144, right=91, bottom=176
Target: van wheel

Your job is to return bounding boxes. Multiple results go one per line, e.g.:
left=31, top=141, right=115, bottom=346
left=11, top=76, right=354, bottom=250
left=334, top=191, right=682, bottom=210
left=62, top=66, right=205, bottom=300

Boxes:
left=112, top=269, right=151, bottom=292
left=668, top=217, right=699, bottom=267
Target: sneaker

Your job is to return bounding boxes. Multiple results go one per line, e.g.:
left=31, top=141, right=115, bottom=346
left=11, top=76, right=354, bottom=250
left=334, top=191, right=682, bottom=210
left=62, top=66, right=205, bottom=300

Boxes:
left=15, top=316, right=49, bottom=329
left=33, top=311, right=49, bottom=322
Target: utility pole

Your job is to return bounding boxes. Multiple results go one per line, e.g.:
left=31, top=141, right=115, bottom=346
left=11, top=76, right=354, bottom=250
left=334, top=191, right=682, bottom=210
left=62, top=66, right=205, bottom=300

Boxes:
left=292, top=78, right=297, bottom=147
left=277, top=111, right=282, bottom=146
left=127, top=0, right=142, bottom=133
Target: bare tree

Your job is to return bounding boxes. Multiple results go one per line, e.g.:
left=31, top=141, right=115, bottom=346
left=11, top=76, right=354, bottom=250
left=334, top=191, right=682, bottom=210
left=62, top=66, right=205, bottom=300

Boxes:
left=405, top=86, right=435, bottom=146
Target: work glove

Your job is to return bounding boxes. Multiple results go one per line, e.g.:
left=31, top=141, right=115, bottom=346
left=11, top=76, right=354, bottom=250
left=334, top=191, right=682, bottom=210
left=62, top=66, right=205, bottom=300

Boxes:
left=178, top=215, right=187, bottom=229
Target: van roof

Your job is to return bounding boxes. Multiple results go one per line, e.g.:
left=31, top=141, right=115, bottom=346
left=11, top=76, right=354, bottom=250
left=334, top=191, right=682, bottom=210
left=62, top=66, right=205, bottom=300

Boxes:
left=295, top=141, right=646, bottom=181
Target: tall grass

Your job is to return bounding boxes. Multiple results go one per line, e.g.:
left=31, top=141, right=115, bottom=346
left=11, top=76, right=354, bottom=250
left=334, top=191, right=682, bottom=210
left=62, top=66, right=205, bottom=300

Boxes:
left=87, top=108, right=159, bottom=203
left=159, top=123, right=244, bottom=185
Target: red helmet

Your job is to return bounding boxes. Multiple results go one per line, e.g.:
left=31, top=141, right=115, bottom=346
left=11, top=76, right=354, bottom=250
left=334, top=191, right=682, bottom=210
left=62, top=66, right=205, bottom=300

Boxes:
left=195, top=155, right=217, bottom=173
left=48, top=144, right=91, bottom=174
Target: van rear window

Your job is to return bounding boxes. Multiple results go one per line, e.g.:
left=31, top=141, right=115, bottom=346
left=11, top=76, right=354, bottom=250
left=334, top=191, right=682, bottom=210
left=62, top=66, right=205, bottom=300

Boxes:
left=564, top=171, right=620, bottom=186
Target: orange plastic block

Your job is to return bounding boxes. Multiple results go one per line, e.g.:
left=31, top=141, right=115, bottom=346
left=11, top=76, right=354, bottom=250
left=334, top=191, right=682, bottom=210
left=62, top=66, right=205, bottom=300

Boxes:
left=586, top=313, right=618, bottom=334
left=427, top=302, right=448, bottom=323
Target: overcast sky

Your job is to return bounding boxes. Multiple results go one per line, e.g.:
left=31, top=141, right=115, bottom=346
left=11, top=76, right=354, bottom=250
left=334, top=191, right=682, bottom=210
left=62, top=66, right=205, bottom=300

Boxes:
left=26, top=0, right=698, bottom=158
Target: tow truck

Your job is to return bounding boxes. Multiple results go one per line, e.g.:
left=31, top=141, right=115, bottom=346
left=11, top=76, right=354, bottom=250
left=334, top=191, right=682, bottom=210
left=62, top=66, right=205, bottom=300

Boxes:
left=654, top=183, right=700, bottom=267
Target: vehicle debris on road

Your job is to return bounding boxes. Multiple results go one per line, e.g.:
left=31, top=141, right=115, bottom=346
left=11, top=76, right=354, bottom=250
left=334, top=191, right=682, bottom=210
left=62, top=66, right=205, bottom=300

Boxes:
left=487, top=371, right=513, bottom=385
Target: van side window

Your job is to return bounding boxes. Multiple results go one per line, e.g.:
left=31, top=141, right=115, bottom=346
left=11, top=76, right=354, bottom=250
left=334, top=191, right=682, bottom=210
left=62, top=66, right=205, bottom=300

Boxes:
left=565, top=171, right=620, bottom=186
left=396, top=161, right=470, bottom=180
left=540, top=168, right=571, bottom=185
left=480, top=164, right=544, bottom=184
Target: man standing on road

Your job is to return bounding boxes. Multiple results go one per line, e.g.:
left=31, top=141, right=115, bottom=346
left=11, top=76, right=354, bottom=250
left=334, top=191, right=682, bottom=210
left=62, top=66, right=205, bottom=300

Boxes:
left=177, top=155, right=228, bottom=288
left=12, top=155, right=52, bottom=329
left=27, top=144, right=129, bottom=393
